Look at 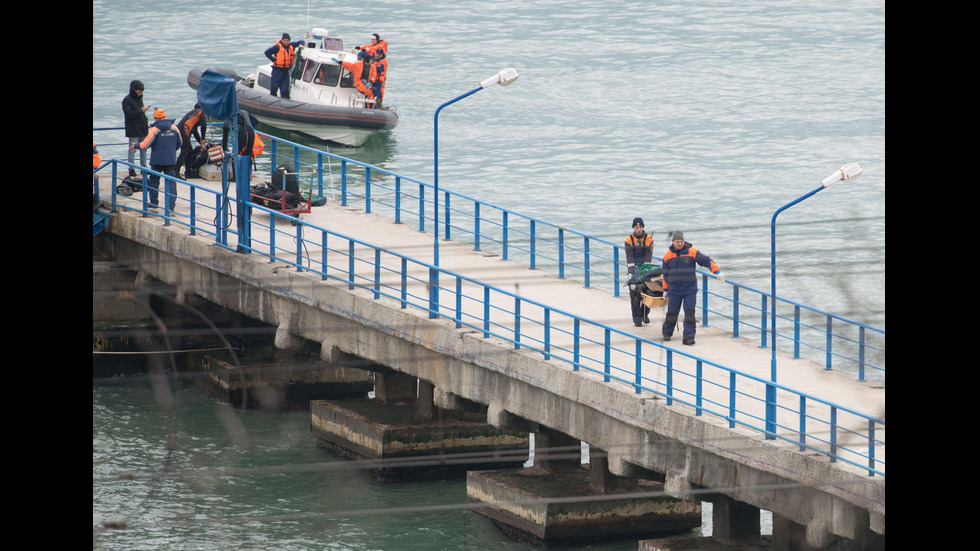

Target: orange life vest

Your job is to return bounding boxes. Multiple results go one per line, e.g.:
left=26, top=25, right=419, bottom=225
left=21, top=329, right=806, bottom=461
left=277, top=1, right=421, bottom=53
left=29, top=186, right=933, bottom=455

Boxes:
left=272, top=42, right=296, bottom=69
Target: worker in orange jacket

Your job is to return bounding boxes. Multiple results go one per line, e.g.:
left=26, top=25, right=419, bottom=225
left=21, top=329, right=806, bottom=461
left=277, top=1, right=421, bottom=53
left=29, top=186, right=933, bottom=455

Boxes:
left=332, top=50, right=375, bottom=104
left=93, top=141, right=102, bottom=209
left=369, top=48, right=388, bottom=108
left=355, top=33, right=388, bottom=56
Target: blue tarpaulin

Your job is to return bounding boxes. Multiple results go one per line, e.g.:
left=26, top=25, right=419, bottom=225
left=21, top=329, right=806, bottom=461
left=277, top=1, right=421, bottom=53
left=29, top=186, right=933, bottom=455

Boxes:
left=196, top=69, right=238, bottom=121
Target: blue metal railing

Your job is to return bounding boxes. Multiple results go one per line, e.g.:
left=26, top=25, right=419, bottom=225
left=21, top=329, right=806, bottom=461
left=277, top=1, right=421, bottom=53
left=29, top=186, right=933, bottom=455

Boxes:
left=94, top=132, right=884, bottom=476
left=96, top=129, right=884, bottom=381
left=239, top=133, right=884, bottom=382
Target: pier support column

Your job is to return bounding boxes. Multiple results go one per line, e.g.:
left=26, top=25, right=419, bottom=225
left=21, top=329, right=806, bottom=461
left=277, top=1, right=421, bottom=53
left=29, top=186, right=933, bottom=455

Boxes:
left=711, top=495, right=761, bottom=545
left=374, top=367, right=417, bottom=403
left=534, top=426, right=580, bottom=473
left=417, top=379, right=435, bottom=420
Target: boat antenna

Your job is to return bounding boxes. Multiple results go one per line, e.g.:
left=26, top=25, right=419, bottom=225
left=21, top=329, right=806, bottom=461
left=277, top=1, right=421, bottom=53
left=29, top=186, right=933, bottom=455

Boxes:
left=307, top=0, right=310, bottom=34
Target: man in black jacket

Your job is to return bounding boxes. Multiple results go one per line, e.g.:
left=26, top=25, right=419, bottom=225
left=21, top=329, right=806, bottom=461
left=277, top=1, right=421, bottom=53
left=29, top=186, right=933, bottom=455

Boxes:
left=121, top=80, right=149, bottom=178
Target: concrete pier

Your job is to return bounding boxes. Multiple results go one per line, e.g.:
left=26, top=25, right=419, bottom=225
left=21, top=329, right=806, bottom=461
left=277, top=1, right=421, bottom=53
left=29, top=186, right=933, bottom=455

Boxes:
left=190, top=352, right=374, bottom=410
left=310, top=398, right=530, bottom=481
left=467, top=466, right=701, bottom=546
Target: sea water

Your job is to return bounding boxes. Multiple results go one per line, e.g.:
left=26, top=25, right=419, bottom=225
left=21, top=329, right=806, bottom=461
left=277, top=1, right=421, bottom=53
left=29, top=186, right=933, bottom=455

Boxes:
left=93, top=1, right=884, bottom=548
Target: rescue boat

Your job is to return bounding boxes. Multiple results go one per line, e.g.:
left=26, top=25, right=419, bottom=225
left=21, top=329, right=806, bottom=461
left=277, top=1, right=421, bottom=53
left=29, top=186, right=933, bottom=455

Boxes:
left=186, top=28, right=397, bottom=147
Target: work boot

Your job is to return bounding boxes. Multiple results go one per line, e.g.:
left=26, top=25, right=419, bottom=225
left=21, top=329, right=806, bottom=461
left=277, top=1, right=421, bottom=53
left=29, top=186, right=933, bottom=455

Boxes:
left=663, top=334, right=671, bottom=341
left=643, top=315, right=650, bottom=324
left=634, top=318, right=643, bottom=328
left=683, top=338, right=695, bottom=346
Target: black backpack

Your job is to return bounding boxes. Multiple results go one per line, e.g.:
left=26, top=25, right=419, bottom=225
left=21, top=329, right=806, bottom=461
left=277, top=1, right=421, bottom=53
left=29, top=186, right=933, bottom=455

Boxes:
left=272, top=164, right=301, bottom=196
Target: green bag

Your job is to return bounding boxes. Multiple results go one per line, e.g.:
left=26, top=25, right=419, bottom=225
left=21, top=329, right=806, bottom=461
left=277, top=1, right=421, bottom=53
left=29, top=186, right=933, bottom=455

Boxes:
left=637, top=263, right=659, bottom=277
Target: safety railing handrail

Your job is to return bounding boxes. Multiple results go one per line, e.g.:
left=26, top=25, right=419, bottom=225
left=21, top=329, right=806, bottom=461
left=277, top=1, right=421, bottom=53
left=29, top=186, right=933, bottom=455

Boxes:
left=95, top=127, right=884, bottom=381
left=243, top=132, right=884, bottom=381
left=96, top=154, right=884, bottom=476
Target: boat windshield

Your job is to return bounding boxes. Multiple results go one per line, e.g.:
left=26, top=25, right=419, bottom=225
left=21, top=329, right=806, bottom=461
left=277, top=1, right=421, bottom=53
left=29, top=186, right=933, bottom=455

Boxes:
left=301, top=59, right=341, bottom=87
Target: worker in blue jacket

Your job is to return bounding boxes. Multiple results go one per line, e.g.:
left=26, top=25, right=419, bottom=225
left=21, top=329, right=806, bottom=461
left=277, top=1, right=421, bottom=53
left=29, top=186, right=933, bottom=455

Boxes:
left=265, top=33, right=306, bottom=98
left=130, top=109, right=182, bottom=210
left=660, top=231, right=723, bottom=345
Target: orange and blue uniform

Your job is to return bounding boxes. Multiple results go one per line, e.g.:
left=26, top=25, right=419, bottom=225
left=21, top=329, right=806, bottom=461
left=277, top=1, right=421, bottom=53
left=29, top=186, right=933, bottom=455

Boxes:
left=356, top=34, right=388, bottom=56
left=369, top=50, right=388, bottom=103
left=661, top=239, right=720, bottom=343
left=265, top=36, right=305, bottom=98
left=338, top=53, right=375, bottom=102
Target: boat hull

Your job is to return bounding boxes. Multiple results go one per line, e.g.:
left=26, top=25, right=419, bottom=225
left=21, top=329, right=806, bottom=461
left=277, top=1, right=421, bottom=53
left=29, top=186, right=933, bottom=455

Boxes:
left=187, top=66, right=397, bottom=147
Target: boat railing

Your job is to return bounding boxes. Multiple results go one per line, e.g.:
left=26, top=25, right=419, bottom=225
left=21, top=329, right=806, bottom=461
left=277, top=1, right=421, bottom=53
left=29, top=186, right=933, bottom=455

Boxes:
left=93, top=153, right=884, bottom=477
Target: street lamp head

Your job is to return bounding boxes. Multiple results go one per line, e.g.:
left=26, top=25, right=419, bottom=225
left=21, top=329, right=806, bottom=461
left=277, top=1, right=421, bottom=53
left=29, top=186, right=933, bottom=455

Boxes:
left=480, top=68, right=520, bottom=89
left=820, top=162, right=863, bottom=188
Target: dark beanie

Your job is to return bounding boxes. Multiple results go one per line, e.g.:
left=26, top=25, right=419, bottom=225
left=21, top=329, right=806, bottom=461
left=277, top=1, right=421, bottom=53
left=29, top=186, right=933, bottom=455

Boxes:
left=632, top=217, right=644, bottom=228
left=671, top=231, right=684, bottom=241
left=282, top=33, right=290, bottom=40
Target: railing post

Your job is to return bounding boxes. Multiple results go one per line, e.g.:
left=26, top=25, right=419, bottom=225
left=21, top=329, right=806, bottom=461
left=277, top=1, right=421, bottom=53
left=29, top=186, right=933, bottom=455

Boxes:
left=513, top=297, right=521, bottom=349
left=573, top=319, right=580, bottom=371
left=295, top=224, right=304, bottom=271
left=867, top=420, right=876, bottom=476
left=373, top=249, right=381, bottom=298
left=603, top=328, right=611, bottom=382
left=348, top=241, right=355, bottom=290
left=473, top=202, right=481, bottom=251
left=483, top=286, right=490, bottom=337
left=613, top=247, right=620, bottom=298
left=695, top=360, right=703, bottom=416
left=320, top=230, right=328, bottom=280
left=364, top=166, right=372, bottom=214
left=400, top=258, right=408, bottom=308
left=341, top=159, right=348, bottom=206
left=826, top=315, right=833, bottom=370
left=502, top=211, right=509, bottom=260
left=701, top=274, right=708, bottom=326
left=268, top=216, right=277, bottom=261
left=418, top=182, right=425, bottom=232
left=544, top=309, right=551, bottom=360
left=799, top=396, right=807, bottom=451
left=530, top=220, right=536, bottom=270
left=455, top=277, right=462, bottom=328
left=394, top=176, right=402, bottom=224
left=558, top=228, right=565, bottom=280
left=858, top=326, right=866, bottom=382
left=634, top=340, right=642, bottom=393
left=429, top=267, right=439, bottom=318
left=829, top=407, right=838, bottom=463
left=584, top=237, right=591, bottom=289
left=443, top=191, right=450, bottom=241
left=794, top=305, right=801, bottom=358
left=760, top=295, right=768, bottom=348
left=728, top=372, right=736, bottom=428
left=732, top=286, right=740, bottom=338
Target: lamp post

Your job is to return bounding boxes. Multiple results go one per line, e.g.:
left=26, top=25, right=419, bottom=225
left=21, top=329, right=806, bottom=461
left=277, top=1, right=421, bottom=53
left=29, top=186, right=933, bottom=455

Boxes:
left=430, top=68, right=519, bottom=317
left=766, top=162, right=863, bottom=437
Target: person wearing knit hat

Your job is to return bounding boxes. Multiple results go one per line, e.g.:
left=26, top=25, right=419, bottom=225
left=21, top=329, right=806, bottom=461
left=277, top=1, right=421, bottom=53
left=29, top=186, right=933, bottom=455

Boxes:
left=355, top=32, right=389, bottom=55
left=660, top=231, right=723, bottom=345
left=264, top=32, right=305, bottom=98
left=625, top=217, right=655, bottom=327
left=130, top=107, right=182, bottom=210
